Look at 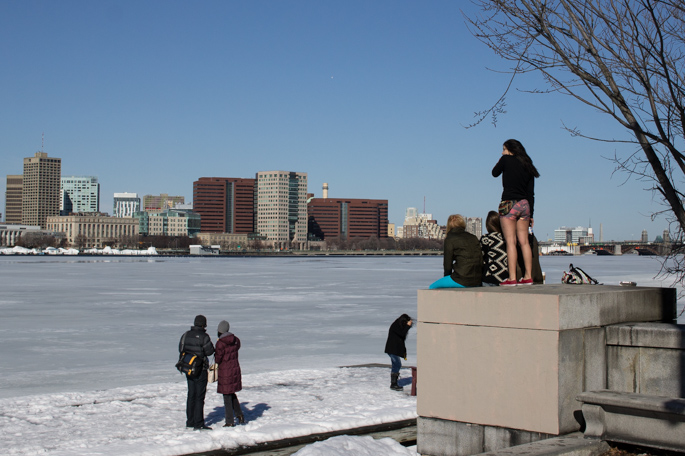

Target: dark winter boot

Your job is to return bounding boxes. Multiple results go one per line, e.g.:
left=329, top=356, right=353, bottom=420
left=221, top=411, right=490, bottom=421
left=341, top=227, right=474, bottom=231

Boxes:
left=390, top=372, right=403, bottom=391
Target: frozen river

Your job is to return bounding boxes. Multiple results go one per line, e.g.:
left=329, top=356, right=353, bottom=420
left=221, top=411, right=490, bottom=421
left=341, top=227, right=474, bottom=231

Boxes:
left=0, top=254, right=678, bottom=399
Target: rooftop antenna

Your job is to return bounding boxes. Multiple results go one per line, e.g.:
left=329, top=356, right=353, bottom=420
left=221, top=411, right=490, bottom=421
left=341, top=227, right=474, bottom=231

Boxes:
left=41, top=132, right=44, bottom=152
left=423, top=196, right=426, bottom=214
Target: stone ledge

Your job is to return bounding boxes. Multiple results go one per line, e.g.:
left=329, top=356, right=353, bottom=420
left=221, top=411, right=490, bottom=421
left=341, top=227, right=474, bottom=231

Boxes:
left=605, top=322, right=685, bottom=349
left=578, top=390, right=685, bottom=453
left=577, top=390, right=685, bottom=415
left=419, top=285, right=675, bottom=331
left=472, top=433, right=609, bottom=456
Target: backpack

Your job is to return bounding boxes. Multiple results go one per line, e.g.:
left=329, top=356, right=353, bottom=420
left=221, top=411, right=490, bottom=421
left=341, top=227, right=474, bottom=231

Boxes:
left=561, top=263, right=600, bottom=285
left=176, top=332, right=202, bottom=377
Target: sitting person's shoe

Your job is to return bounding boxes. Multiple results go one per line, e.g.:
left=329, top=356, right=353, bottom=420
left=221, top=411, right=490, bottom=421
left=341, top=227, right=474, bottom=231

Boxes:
left=499, top=279, right=518, bottom=286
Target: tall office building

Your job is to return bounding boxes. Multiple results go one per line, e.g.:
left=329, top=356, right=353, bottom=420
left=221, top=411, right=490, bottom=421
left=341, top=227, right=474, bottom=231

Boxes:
left=22, top=152, right=61, bottom=228
left=256, top=171, right=307, bottom=248
left=60, top=176, right=100, bottom=215
left=143, top=193, right=184, bottom=212
left=308, top=198, right=388, bottom=240
left=5, top=175, right=23, bottom=224
left=193, top=177, right=256, bottom=233
left=113, top=193, right=141, bottom=217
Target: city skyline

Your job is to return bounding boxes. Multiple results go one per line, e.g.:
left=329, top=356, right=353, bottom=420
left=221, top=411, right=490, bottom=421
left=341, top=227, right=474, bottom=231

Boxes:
left=0, top=1, right=669, bottom=241
left=4, top=156, right=664, bottom=243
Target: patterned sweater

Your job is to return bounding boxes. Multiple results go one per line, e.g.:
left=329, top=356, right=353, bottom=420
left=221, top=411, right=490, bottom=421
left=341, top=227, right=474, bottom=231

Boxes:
left=480, top=232, right=508, bottom=285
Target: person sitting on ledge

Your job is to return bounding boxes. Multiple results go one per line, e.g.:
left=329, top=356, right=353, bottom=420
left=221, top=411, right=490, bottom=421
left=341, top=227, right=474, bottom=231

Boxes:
left=429, top=214, right=482, bottom=289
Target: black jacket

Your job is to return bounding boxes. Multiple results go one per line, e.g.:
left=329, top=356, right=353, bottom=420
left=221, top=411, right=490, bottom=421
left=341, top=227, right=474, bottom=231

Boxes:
left=443, top=227, right=483, bottom=287
left=179, top=325, right=215, bottom=370
left=384, top=315, right=411, bottom=358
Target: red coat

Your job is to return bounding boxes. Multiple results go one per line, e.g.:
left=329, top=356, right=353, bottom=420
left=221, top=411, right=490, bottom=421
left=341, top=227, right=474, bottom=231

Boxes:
left=215, top=333, right=242, bottom=394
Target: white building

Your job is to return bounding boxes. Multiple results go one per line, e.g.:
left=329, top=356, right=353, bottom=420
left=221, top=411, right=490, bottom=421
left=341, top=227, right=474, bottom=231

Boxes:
left=554, top=226, right=589, bottom=244
left=61, top=176, right=100, bottom=215
left=113, top=193, right=140, bottom=218
left=256, top=171, right=308, bottom=249
left=0, top=224, right=42, bottom=247
left=403, top=212, right=445, bottom=240
left=466, top=217, right=483, bottom=238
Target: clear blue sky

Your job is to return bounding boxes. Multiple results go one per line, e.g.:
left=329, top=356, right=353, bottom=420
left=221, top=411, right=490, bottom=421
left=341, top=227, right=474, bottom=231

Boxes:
left=0, top=1, right=668, bottom=242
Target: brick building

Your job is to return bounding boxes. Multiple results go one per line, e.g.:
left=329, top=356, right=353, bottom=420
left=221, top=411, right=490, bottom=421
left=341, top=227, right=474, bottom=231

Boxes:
left=307, top=198, right=388, bottom=240
left=192, top=177, right=256, bottom=233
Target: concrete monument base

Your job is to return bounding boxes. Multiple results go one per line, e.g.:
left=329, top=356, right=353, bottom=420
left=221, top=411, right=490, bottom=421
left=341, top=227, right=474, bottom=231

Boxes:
left=417, top=284, right=675, bottom=456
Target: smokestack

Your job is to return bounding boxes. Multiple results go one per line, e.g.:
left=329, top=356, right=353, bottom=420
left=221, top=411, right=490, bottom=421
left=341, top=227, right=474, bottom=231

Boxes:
left=323, top=183, right=329, bottom=199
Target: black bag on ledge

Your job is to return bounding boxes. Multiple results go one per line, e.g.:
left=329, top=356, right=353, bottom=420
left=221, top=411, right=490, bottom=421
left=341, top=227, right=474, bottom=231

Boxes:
left=561, top=263, right=601, bottom=285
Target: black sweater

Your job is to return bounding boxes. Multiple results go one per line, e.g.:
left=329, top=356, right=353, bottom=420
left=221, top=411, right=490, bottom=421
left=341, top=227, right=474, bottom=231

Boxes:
left=492, top=155, right=535, bottom=218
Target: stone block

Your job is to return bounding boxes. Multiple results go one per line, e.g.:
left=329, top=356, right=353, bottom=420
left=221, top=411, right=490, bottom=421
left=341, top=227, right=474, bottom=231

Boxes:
left=583, top=327, right=607, bottom=392
left=417, top=285, right=674, bottom=438
left=606, top=345, right=639, bottom=393
left=605, top=322, right=685, bottom=349
left=417, top=417, right=554, bottom=456
left=482, top=425, right=549, bottom=452
left=638, top=347, right=685, bottom=397
left=606, top=327, right=685, bottom=398
left=417, top=321, right=561, bottom=434
left=417, top=417, right=483, bottom=456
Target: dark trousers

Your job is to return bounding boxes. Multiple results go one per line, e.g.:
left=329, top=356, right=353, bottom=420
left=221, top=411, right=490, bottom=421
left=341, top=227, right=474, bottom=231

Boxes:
left=223, top=393, right=242, bottom=424
left=186, top=369, right=208, bottom=428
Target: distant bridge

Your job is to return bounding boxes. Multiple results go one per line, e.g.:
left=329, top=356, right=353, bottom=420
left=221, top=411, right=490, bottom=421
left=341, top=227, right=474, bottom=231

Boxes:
left=541, top=242, right=669, bottom=256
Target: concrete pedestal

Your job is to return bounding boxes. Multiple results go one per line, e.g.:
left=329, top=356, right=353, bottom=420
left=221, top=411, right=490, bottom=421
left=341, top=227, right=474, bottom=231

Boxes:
left=416, top=284, right=675, bottom=456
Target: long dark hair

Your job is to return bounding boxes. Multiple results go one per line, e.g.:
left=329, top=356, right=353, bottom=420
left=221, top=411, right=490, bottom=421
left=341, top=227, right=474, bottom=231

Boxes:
left=485, top=210, right=501, bottom=234
left=504, top=139, right=540, bottom=178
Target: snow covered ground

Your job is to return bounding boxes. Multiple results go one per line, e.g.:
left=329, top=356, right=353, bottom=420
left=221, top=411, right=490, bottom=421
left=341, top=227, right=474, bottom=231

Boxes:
left=1, top=366, right=417, bottom=456
left=0, top=255, right=677, bottom=455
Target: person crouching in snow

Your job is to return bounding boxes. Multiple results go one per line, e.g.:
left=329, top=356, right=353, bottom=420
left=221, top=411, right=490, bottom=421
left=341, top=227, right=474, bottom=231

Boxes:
left=215, top=320, right=245, bottom=426
left=384, top=314, right=413, bottom=391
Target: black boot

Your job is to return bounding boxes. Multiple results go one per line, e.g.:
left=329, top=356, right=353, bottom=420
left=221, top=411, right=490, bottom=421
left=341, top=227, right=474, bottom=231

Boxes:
left=390, top=372, right=403, bottom=391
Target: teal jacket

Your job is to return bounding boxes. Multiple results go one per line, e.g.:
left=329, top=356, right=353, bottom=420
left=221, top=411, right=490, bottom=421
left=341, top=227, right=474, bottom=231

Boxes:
left=443, top=227, right=483, bottom=287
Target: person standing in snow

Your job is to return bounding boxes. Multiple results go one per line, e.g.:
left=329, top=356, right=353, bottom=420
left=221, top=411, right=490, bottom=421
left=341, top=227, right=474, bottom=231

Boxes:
left=179, top=314, right=214, bottom=430
left=384, top=314, right=413, bottom=391
left=215, top=320, right=245, bottom=427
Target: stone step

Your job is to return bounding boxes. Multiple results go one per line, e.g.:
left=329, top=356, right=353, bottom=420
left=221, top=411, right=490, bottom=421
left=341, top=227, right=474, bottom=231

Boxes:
left=473, top=433, right=609, bottom=456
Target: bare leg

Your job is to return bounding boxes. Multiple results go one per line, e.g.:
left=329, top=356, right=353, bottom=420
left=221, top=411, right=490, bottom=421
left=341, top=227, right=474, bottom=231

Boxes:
left=500, top=216, right=518, bottom=281
left=516, top=218, right=533, bottom=280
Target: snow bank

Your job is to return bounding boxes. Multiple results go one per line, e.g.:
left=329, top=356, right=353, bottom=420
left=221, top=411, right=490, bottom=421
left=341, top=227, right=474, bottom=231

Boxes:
left=1, top=246, right=156, bottom=255
left=293, top=435, right=417, bottom=455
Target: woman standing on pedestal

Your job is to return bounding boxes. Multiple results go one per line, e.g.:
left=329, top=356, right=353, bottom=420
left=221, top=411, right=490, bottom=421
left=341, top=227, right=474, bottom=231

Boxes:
left=492, top=139, right=540, bottom=286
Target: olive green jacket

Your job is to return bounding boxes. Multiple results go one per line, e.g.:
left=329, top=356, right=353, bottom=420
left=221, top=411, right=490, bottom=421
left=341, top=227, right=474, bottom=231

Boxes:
left=443, top=227, right=483, bottom=287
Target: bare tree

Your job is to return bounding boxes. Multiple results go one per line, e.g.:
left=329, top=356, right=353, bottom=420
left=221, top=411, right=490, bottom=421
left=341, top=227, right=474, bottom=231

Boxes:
left=466, top=0, right=685, bottom=282
left=73, top=234, right=88, bottom=250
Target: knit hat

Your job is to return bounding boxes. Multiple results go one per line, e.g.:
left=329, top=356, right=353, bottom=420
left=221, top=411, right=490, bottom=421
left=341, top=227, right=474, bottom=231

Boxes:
left=217, top=320, right=230, bottom=335
left=194, top=314, right=207, bottom=328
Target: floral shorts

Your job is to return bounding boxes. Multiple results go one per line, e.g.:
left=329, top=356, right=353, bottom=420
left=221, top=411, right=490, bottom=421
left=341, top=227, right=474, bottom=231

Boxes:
left=501, top=199, right=531, bottom=221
